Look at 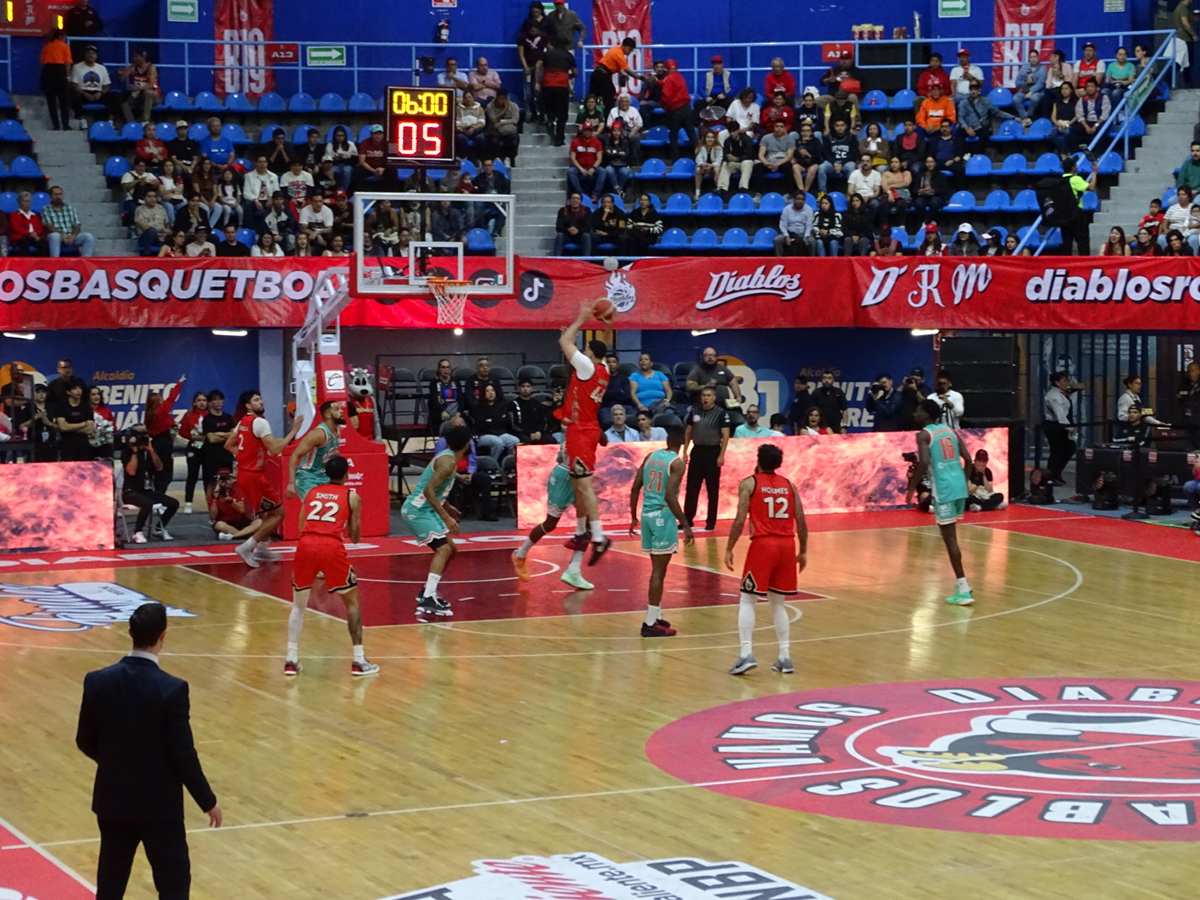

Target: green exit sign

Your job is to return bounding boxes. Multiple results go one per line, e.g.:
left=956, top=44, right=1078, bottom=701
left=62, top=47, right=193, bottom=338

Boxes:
left=167, top=0, right=198, bottom=23
left=938, top=0, right=970, bottom=16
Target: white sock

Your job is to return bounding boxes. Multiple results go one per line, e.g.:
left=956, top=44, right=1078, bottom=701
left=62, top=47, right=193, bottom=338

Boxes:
left=286, top=641, right=299, bottom=663
left=738, top=593, right=757, bottom=656
left=515, top=538, right=534, bottom=559
left=956, top=577, right=971, bottom=594
left=590, top=519, right=606, bottom=542
left=645, top=604, right=661, bottom=627
left=287, top=594, right=307, bottom=657
left=424, top=572, right=442, bottom=596
left=568, top=550, right=585, bottom=573
left=769, top=592, right=792, bottom=658
left=353, top=645, right=366, bottom=664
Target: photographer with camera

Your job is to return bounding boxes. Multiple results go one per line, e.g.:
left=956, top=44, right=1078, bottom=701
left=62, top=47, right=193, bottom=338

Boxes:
left=931, top=369, right=965, bottom=429
left=866, top=373, right=904, bottom=431
left=121, top=429, right=180, bottom=543
left=897, top=366, right=930, bottom=429
left=208, top=468, right=263, bottom=541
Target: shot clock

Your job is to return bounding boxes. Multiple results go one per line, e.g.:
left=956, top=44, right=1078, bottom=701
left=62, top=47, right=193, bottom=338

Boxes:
left=385, top=86, right=457, bottom=166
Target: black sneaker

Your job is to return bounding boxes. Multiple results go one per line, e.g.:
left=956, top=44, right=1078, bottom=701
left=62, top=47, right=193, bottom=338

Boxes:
left=641, top=621, right=677, bottom=637
left=416, top=593, right=453, bottom=617
left=587, top=536, right=612, bottom=566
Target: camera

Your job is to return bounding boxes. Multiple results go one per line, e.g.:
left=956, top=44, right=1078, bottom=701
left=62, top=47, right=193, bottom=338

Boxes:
left=870, top=382, right=884, bottom=394
left=902, top=451, right=919, bottom=464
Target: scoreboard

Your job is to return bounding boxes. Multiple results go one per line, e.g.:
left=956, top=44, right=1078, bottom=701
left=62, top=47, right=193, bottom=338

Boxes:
left=384, top=86, right=457, bottom=167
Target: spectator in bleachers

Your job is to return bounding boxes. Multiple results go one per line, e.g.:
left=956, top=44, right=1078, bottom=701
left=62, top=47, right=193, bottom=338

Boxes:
left=948, top=223, right=981, bottom=256
left=1058, top=155, right=1097, bottom=254
left=216, top=169, right=242, bottom=227
left=760, top=87, right=794, bottom=133
left=243, top=156, right=279, bottom=229
left=485, top=89, right=521, bottom=166
left=958, top=79, right=1016, bottom=146
left=764, top=58, right=796, bottom=106
left=949, top=49, right=983, bottom=97
left=509, top=378, right=554, bottom=444
left=132, top=189, right=170, bottom=255
left=626, top=192, right=662, bottom=253
left=913, top=156, right=949, bottom=224
left=167, top=120, right=199, bottom=179
left=603, top=404, right=638, bottom=442
left=916, top=222, right=946, bottom=255
left=431, top=198, right=465, bottom=247
left=474, top=158, right=510, bottom=235
left=314, top=158, right=338, bottom=196
left=818, top=51, right=864, bottom=107
left=42, top=185, right=95, bottom=257
left=894, top=118, right=926, bottom=176
left=879, top=156, right=912, bottom=231
left=756, top=120, right=799, bottom=194
left=593, top=193, right=627, bottom=252
left=469, top=57, right=502, bottom=105
left=1189, top=201, right=1200, bottom=246
left=978, top=228, right=1003, bottom=256
left=774, top=191, right=814, bottom=256
left=812, top=194, right=841, bottom=257
left=638, top=58, right=668, bottom=119
left=121, top=158, right=159, bottom=211
left=1048, top=82, right=1079, bottom=154
left=1011, top=49, right=1047, bottom=126
left=365, top=199, right=401, bottom=253
left=439, top=57, right=469, bottom=99
left=546, top=0, right=586, bottom=50
left=185, top=226, right=214, bottom=257
left=1140, top=197, right=1165, bottom=237
left=554, top=192, right=592, bottom=256
left=156, top=159, right=185, bottom=212
left=602, top=121, right=634, bottom=195
left=696, top=55, right=735, bottom=115
left=456, top=90, right=488, bottom=161
left=793, top=122, right=822, bottom=195
left=661, top=59, right=694, bottom=160
left=297, top=127, right=324, bottom=174
left=568, top=123, right=609, bottom=199
left=1075, top=42, right=1105, bottom=90
left=118, top=48, right=160, bottom=125
left=1105, top=47, right=1136, bottom=106
left=1165, top=228, right=1193, bottom=256
left=607, top=94, right=644, bottom=159
left=299, top=192, right=333, bottom=252
left=322, top=127, right=357, bottom=194
left=427, top=360, right=465, bottom=428
left=916, top=81, right=955, bottom=137
left=1100, top=226, right=1131, bottom=256
left=847, top=154, right=882, bottom=222
left=929, top=119, right=965, bottom=185
left=281, top=156, right=314, bottom=202
left=263, top=129, right=290, bottom=175
left=357, top=125, right=388, bottom=190
left=65, top=0, right=104, bottom=59
left=1071, top=78, right=1111, bottom=152
left=69, top=44, right=115, bottom=126
left=1178, top=144, right=1200, bottom=192
left=215, top=223, right=249, bottom=257
left=542, top=38, right=576, bottom=147
left=175, top=192, right=213, bottom=235
left=872, top=224, right=903, bottom=256
left=134, top=122, right=168, bottom=169
left=915, top=53, right=952, bottom=109
left=323, top=234, right=351, bottom=257
left=576, top=93, right=606, bottom=133
left=794, top=90, right=822, bottom=136
left=1163, top=187, right=1191, bottom=237
left=630, top=353, right=673, bottom=415
left=818, top=119, right=855, bottom=194
left=465, top=358, right=499, bottom=413
left=823, top=89, right=860, bottom=138
left=694, top=129, right=723, bottom=199
left=252, top=230, right=284, bottom=258
left=1044, top=51, right=1074, bottom=116
left=199, top=117, right=234, bottom=175
left=325, top=191, right=351, bottom=244
left=635, top=411, right=668, bottom=441
left=39, top=29, right=73, bottom=134
left=601, top=355, right=633, bottom=427
left=158, top=229, right=187, bottom=258
left=1005, top=232, right=1031, bottom=256
left=292, top=232, right=314, bottom=257
left=717, top=124, right=755, bottom=198
left=10, top=192, right=47, bottom=256
left=859, top=122, right=890, bottom=171
left=591, top=38, right=638, bottom=109
left=841, top=192, right=872, bottom=256
left=517, top=5, right=547, bottom=124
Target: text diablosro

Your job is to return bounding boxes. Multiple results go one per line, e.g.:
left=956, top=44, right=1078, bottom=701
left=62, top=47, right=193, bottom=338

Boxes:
left=1026, top=268, right=1200, bottom=303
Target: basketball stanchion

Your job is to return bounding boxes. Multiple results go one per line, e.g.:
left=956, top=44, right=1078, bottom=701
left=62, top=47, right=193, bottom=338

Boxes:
left=428, top=277, right=472, bottom=327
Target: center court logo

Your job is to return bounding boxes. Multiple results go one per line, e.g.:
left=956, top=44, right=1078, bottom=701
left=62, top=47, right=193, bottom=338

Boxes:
left=646, top=678, right=1200, bottom=841
left=0, top=582, right=199, bottom=632
left=377, top=853, right=837, bottom=900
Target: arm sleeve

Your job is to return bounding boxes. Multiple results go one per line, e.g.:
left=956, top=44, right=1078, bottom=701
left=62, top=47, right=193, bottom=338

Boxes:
left=166, top=682, right=218, bottom=813
left=568, top=350, right=595, bottom=380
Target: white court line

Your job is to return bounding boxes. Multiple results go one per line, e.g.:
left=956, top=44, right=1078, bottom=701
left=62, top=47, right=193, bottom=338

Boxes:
left=0, top=813, right=96, bottom=890
left=185, top=565, right=343, bottom=622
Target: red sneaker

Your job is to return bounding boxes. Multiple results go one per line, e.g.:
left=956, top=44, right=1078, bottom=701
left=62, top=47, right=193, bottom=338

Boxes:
left=641, top=621, right=677, bottom=637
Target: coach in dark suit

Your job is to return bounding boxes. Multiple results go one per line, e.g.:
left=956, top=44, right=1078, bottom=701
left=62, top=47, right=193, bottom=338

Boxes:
left=76, top=603, right=221, bottom=900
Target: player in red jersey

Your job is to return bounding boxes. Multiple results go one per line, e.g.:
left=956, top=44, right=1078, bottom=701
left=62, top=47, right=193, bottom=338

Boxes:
left=224, top=389, right=301, bottom=568
left=723, top=443, right=808, bottom=676
left=554, top=299, right=614, bottom=567
left=285, top=456, right=378, bottom=677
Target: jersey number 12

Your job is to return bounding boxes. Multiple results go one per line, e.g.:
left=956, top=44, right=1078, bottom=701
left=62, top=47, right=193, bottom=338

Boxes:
left=765, top=496, right=790, bottom=519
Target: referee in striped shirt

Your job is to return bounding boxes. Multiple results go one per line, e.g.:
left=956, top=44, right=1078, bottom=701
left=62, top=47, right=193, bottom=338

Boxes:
left=683, top=387, right=732, bottom=531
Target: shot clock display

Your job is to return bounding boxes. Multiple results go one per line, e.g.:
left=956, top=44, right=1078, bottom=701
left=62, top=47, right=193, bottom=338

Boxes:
left=385, top=86, right=457, bottom=166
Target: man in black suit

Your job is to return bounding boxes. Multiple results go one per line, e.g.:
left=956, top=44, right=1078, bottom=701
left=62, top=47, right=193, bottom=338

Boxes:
left=76, top=603, right=221, bottom=900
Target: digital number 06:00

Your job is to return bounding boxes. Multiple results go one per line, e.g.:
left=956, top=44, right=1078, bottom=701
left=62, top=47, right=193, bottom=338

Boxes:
left=391, top=91, right=449, bottom=116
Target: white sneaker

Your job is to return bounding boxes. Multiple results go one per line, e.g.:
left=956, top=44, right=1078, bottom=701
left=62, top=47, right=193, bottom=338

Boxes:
left=253, top=545, right=282, bottom=561
left=218, top=533, right=233, bottom=541
left=236, top=541, right=260, bottom=568
left=159, top=528, right=173, bottom=541
left=132, top=531, right=148, bottom=544
left=183, top=503, right=193, bottom=515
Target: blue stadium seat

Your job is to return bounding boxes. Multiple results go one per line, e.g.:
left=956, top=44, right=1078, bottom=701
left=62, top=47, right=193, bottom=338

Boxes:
left=828, top=191, right=847, bottom=212
left=578, top=195, right=594, bottom=211
left=88, top=120, right=120, bottom=143
left=758, top=192, right=785, bottom=215
left=988, top=88, right=1013, bottom=108
left=664, top=193, right=693, bottom=215
left=981, top=189, right=1011, bottom=212
left=891, top=122, right=907, bottom=139
left=676, top=128, right=692, bottom=146
left=120, top=121, right=143, bottom=141
left=30, top=191, right=50, bottom=213
left=965, top=155, right=991, bottom=177
left=640, top=126, right=669, bottom=147
left=465, top=227, right=496, bottom=252
left=890, top=89, right=917, bottom=110
left=0, top=119, right=29, bottom=142
left=234, top=157, right=253, bottom=172
left=749, top=227, right=777, bottom=251
left=1020, top=118, right=1053, bottom=141
left=222, top=123, right=251, bottom=145
left=695, top=192, right=723, bottom=215
left=1162, top=186, right=1178, bottom=207
left=720, top=227, right=749, bottom=249
left=656, top=227, right=688, bottom=249
left=10, top=156, right=44, bottom=179
left=889, top=229, right=910, bottom=249
left=289, top=92, right=316, bottom=113
left=257, top=92, right=286, bottom=114
left=635, top=158, right=667, bottom=179
left=260, top=124, right=286, bottom=143
left=319, top=92, right=347, bottom=112
left=162, top=90, right=192, bottom=111
left=1016, top=226, right=1041, bottom=248
left=990, top=119, right=1023, bottom=143
left=1072, top=153, right=1093, bottom=175
left=348, top=92, right=376, bottom=112
left=194, top=91, right=224, bottom=111
left=1030, top=152, right=1062, bottom=175
left=154, top=121, right=175, bottom=141
left=1000, top=153, right=1028, bottom=175
left=0, top=191, right=16, bottom=214
left=357, top=124, right=374, bottom=143
left=1012, top=189, right=1039, bottom=211
left=459, top=160, right=478, bottom=177
left=104, top=156, right=131, bottom=179
left=225, top=92, right=255, bottom=113
left=0, top=89, right=15, bottom=110
left=666, top=158, right=695, bottom=179
left=725, top=192, right=755, bottom=215
left=649, top=193, right=663, bottom=211
left=293, top=124, right=318, bottom=144
left=1126, top=115, right=1146, bottom=138
left=988, top=225, right=1008, bottom=242
left=1082, top=191, right=1100, bottom=211
left=1097, top=151, right=1123, bottom=175
left=690, top=227, right=719, bottom=250
left=862, top=90, right=888, bottom=109
left=188, top=122, right=208, bottom=141
left=236, top=228, right=256, bottom=249
left=946, top=190, right=976, bottom=211
left=1041, top=227, right=1063, bottom=249
left=493, top=159, right=509, bottom=178
left=610, top=194, right=626, bottom=212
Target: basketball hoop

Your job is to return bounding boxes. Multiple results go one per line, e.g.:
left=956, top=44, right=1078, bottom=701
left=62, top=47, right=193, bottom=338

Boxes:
left=428, top=277, right=471, bottom=326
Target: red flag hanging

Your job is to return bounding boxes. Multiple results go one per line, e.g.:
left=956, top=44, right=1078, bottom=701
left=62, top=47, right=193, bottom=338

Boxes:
left=214, top=0, right=275, bottom=98
left=592, top=0, right=652, bottom=96
left=992, top=0, right=1056, bottom=88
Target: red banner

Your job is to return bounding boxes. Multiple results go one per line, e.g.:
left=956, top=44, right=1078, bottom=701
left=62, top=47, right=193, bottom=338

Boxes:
left=214, top=0, right=275, bottom=99
left=592, top=0, right=651, bottom=95
left=4, top=256, right=1200, bottom=332
left=993, top=0, right=1055, bottom=88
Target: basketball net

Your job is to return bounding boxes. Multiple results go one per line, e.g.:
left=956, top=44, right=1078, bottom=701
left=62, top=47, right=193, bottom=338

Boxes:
left=429, top=278, right=471, bottom=327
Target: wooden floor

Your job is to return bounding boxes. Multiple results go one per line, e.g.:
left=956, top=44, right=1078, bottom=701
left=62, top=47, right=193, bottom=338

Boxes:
left=3, top=511, right=1200, bottom=900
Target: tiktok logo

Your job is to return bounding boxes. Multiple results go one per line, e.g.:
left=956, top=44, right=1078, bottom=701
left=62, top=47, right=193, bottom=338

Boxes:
left=518, top=270, right=554, bottom=310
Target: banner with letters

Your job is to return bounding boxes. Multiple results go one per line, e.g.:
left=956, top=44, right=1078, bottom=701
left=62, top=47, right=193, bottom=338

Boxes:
left=592, top=0, right=651, bottom=95
left=992, top=0, right=1055, bottom=88
left=4, top=256, right=1200, bottom=332
left=214, top=0, right=275, bottom=98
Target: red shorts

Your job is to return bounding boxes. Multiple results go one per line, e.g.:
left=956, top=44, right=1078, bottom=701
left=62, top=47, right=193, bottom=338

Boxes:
left=292, top=534, right=357, bottom=594
left=565, top=424, right=601, bottom=477
left=741, top=536, right=798, bottom=596
left=239, top=470, right=280, bottom=513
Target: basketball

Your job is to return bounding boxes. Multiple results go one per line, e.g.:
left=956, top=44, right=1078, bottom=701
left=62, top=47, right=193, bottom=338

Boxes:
left=592, top=298, right=616, bottom=323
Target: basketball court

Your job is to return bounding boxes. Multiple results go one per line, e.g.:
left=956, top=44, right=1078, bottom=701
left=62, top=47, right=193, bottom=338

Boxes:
left=2, top=503, right=1200, bottom=900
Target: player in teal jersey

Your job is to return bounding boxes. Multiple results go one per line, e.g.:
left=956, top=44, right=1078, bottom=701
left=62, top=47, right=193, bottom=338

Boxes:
left=629, top=425, right=694, bottom=636
left=286, top=401, right=344, bottom=503
left=401, top=425, right=473, bottom=617
left=909, top=399, right=975, bottom=606
left=511, top=450, right=599, bottom=589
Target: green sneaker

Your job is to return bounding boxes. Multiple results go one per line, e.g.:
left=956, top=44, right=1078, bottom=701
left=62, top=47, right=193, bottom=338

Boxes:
left=945, top=590, right=974, bottom=606
left=561, top=569, right=595, bottom=590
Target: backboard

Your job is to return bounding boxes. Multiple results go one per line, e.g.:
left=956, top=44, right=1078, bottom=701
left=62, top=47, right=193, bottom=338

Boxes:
left=351, top=191, right=515, bottom=298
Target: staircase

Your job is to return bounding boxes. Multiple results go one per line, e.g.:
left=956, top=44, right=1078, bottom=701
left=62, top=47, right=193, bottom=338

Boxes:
left=1089, top=88, right=1200, bottom=249
left=15, top=95, right=133, bottom=256
left=511, top=111, right=576, bottom=257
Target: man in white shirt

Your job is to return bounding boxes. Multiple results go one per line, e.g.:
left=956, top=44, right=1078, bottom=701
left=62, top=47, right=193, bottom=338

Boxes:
left=299, top=192, right=333, bottom=252
left=603, top=405, right=639, bottom=443
left=242, top=155, right=280, bottom=230
left=606, top=94, right=643, bottom=137
left=635, top=410, right=668, bottom=442
left=438, top=58, right=470, bottom=98
left=733, top=405, right=774, bottom=438
left=69, top=44, right=114, bottom=126
left=1042, top=371, right=1076, bottom=486
left=280, top=158, right=314, bottom=203
left=949, top=49, right=984, bottom=96
left=931, top=369, right=965, bottom=430
left=847, top=153, right=882, bottom=221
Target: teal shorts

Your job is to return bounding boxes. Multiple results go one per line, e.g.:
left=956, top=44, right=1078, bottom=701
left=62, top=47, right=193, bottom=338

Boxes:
left=546, top=465, right=575, bottom=519
left=295, top=470, right=329, bottom=500
left=641, top=509, right=679, bottom=555
left=932, top=497, right=966, bottom=526
left=401, top=503, right=449, bottom=546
